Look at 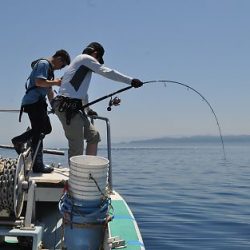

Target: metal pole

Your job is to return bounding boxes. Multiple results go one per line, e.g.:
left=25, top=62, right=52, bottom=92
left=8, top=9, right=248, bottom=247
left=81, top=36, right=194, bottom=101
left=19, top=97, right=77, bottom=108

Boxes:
left=89, top=115, right=113, bottom=192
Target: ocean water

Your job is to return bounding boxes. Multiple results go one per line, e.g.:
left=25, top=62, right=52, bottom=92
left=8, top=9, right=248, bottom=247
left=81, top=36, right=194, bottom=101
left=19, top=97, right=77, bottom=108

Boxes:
left=1, top=141, right=250, bottom=249
left=104, top=142, right=250, bottom=250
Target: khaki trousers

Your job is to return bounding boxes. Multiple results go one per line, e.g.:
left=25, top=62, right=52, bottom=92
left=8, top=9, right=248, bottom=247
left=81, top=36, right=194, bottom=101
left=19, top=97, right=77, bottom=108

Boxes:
left=55, top=107, right=100, bottom=161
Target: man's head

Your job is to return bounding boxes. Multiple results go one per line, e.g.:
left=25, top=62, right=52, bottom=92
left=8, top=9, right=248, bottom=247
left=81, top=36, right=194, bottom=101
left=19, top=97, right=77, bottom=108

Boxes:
left=82, top=42, right=105, bottom=64
left=52, top=49, right=71, bottom=69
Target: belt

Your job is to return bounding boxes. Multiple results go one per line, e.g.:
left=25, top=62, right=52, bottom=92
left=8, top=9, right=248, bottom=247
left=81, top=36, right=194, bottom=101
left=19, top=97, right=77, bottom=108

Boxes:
left=54, top=96, right=85, bottom=125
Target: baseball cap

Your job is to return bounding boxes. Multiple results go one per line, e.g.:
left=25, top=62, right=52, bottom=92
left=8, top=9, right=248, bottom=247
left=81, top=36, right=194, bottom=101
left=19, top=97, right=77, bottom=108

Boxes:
left=83, top=42, right=105, bottom=64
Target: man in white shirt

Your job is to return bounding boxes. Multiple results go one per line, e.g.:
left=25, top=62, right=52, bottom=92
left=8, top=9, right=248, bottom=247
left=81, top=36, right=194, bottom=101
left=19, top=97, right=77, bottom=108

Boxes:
left=53, top=42, right=143, bottom=162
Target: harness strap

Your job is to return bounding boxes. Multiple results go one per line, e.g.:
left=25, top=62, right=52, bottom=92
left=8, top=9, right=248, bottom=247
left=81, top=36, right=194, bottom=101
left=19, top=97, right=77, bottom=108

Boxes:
left=54, top=96, right=85, bottom=125
left=19, top=59, right=54, bottom=123
left=25, top=58, right=54, bottom=94
left=18, top=106, right=24, bottom=122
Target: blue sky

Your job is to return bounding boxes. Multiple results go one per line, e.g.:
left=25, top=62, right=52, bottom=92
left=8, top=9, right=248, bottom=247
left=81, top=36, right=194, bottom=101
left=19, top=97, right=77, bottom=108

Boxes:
left=0, top=0, right=250, bottom=146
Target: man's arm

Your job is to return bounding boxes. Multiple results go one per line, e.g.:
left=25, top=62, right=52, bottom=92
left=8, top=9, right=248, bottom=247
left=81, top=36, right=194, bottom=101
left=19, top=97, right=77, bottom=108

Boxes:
left=35, top=78, right=61, bottom=87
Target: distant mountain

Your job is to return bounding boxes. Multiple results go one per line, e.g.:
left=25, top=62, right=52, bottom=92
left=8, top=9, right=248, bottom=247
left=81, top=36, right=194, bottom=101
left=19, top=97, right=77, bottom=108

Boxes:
left=128, top=135, right=250, bottom=144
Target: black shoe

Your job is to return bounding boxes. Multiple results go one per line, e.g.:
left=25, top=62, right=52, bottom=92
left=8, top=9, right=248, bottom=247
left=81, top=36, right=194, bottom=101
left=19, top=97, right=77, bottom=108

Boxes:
left=11, top=139, right=25, bottom=154
left=33, top=165, right=54, bottom=173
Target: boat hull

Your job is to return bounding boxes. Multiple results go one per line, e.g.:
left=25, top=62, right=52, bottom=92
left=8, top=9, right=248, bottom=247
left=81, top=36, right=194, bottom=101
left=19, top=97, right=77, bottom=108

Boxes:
left=0, top=168, right=145, bottom=249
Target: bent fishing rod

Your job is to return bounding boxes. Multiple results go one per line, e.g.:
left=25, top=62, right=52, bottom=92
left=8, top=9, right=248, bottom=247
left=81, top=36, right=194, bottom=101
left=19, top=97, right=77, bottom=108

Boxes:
left=0, top=80, right=226, bottom=158
left=0, top=86, right=133, bottom=113
left=82, top=85, right=133, bottom=110
left=82, top=80, right=226, bottom=159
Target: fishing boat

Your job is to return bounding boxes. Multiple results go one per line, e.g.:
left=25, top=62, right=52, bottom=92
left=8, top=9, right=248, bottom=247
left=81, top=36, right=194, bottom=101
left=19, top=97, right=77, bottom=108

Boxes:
left=0, top=115, right=145, bottom=250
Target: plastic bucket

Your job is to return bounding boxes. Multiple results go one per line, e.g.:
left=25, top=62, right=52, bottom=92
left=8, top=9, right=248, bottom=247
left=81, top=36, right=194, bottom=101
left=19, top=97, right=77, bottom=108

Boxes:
left=69, top=155, right=109, bottom=202
left=59, top=194, right=109, bottom=250
left=68, top=179, right=107, bottom=193
left=64, top=225, right=104, bottom=250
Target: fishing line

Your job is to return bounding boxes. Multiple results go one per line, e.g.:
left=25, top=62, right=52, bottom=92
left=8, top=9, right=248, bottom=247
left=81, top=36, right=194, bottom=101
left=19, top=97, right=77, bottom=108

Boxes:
left=0, top=80, right=226, bottom=158
left=81, top=79, right=226, bottom=159
left=144, top=80, right=226, bottom=159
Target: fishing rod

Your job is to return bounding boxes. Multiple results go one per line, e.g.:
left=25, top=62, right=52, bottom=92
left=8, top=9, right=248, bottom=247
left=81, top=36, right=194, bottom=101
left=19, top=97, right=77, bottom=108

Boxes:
left=82, top=80, right=226, bottom=159
left=82, top=85, right=133, bottom=111
left=0, top=109, right=19, bottom=112
left=0, top=86, right=133, bottom=113
left=143, top=80, right=226, bottom=159
left=0, top=80, right=226, bottom=158
left=0, top=144, right=64, bottom=155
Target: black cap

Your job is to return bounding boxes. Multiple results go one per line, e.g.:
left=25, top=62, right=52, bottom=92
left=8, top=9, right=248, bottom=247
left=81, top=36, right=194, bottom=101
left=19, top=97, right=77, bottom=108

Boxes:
left=83, top=42, right=105, bottom=64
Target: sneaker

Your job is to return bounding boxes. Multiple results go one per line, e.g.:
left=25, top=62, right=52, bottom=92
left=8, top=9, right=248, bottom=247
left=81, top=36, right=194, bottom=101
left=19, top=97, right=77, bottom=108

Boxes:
left=33, top=164, right=54, bottom=173
left=11, top=139, right=25, bottom=154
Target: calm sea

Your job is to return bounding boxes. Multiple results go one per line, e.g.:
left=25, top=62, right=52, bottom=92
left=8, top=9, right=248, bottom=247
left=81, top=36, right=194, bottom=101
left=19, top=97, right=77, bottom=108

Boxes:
left=1, top=141, right=250, bottom=249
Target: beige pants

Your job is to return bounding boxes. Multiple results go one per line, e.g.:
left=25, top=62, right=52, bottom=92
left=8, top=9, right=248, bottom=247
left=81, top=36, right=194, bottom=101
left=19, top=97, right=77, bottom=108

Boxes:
left=55, top=106, right=100, bottom=160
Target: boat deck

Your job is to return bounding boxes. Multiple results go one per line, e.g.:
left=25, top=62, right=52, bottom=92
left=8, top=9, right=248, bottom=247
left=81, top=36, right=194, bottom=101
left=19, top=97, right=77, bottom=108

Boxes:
left=0, top=168, right=145, bottom=249
left=29, top=167, right=69, bottom=186
left=28, top=167, right=69, bottom=202
left=108, top=192, right=145, bottom=250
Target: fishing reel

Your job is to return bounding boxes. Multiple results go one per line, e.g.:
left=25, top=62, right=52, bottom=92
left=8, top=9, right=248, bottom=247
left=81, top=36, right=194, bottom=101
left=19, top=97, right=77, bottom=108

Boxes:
left=107, top=96, right=121, bottom=111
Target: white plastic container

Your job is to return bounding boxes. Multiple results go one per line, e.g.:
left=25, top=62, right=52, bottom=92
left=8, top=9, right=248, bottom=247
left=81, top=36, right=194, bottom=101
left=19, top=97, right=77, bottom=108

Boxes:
left=69, top=155, right=109, bottom=201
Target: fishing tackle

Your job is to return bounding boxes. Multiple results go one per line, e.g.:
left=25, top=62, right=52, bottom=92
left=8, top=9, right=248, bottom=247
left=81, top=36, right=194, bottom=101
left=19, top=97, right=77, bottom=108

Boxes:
left=0, top=80, right=226, bottom=159
left=82, top=79, right=226, bottom=159
left=107, top=96, right=121, bottom=111
left=82, top=85, right=132, bottom=110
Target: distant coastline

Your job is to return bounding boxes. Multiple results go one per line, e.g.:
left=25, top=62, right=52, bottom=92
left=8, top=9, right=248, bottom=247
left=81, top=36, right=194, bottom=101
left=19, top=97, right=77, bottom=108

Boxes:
left=125, top=135, right=250, bottom=144
left=31, top=135, right=250, bottom=149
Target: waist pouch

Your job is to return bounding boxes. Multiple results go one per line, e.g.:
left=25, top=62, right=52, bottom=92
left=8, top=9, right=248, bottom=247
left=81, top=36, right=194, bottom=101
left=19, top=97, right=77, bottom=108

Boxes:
left=54, top=96, right=84, bottom=125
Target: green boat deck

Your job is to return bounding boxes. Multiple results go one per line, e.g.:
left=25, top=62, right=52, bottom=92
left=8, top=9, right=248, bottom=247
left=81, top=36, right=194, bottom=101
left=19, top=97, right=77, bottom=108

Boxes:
left=108, top=192, right=145, bottom=250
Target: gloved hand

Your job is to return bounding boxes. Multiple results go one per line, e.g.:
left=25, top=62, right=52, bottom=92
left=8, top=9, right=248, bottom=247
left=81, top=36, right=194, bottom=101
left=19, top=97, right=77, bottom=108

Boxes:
left=87, top=109, right=98, bottom=116
left=131, top=79, right=143, bottom=88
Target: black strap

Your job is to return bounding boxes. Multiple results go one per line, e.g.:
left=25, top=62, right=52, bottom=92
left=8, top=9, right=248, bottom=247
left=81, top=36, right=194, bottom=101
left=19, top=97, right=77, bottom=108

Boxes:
left=18, top=106, right=24, bottom=122
left=25, top=58, right=54, bottom=94
left=56, top=96, right=84, bottom=125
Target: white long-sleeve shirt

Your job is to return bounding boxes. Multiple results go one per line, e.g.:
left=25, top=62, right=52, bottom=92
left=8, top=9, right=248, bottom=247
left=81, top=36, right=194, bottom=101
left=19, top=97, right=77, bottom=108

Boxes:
left=58, top=54, right=132, bottom=103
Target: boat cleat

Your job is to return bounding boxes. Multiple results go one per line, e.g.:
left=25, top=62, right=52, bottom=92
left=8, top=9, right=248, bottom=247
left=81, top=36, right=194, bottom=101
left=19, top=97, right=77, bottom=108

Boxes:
left=108, top=236, right=126, bottom=249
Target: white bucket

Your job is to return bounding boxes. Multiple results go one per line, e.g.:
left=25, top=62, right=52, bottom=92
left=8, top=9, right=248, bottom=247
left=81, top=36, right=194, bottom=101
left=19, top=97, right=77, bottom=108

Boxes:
left=69, top=155, right=109, bottom=201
